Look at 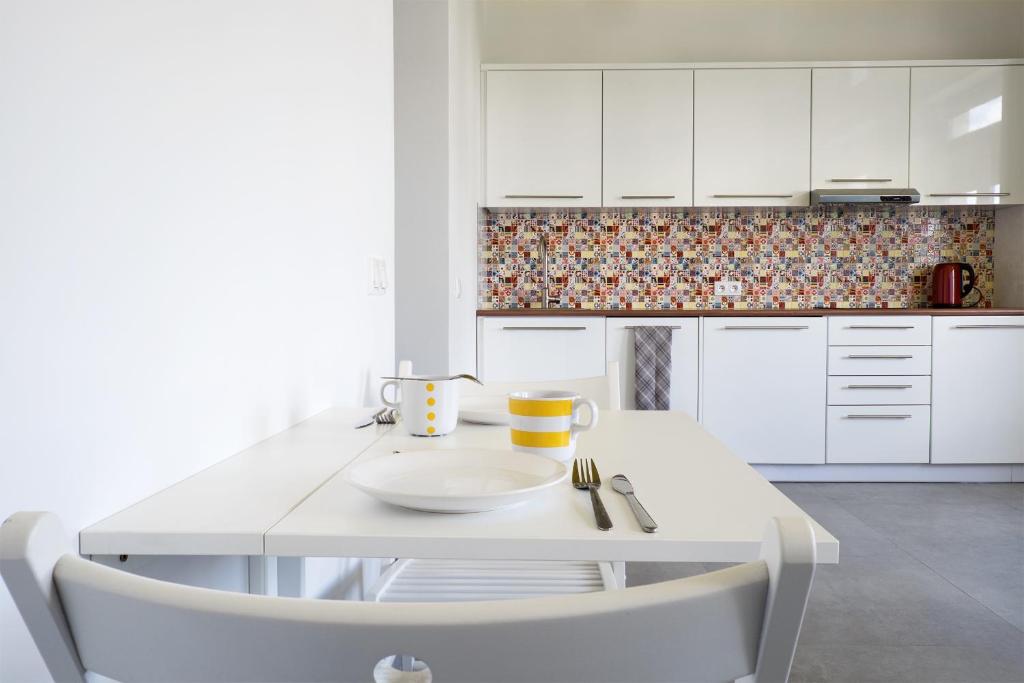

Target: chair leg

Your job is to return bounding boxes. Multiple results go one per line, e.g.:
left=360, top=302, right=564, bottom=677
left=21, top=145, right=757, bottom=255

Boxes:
left=361, top=558, right=383, bottom=600
left=612, top=561, right=626, bottom=589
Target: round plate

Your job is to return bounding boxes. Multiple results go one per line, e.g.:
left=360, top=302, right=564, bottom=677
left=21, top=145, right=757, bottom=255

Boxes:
left=459, top=396, right=510, bottom=425
left=343, top=449, right=568, bottom=513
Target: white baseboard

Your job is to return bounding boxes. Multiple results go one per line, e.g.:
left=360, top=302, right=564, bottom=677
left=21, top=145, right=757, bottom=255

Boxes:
left=755, top=463, right=1023, bottom=483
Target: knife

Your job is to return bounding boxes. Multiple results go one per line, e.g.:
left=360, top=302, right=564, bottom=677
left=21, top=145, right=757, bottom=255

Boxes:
left=354, top=408, right=385, bottom=429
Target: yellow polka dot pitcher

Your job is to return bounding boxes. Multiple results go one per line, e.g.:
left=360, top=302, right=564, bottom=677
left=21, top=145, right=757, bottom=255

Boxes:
left=380, top=374, right=479, bottom=437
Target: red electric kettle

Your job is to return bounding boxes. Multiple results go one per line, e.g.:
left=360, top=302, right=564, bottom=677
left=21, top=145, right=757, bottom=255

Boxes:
left=931, top=262, right=977, bottom=307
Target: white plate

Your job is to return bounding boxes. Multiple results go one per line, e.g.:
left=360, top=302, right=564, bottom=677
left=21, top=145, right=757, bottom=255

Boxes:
left=459, top=396, right=510, bottom=425
left=344, top=449, right=568, bottom=513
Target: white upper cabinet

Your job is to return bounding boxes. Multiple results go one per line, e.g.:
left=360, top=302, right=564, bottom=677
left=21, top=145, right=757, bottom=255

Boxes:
left=603, top=70, right=694, bottom=207
left=485, top=70, right=602, bottom=207
left=910, top=65, right=1024, bottom=205
left=812, top=68, right=910, bottom=189
left=693, top=69, right=811, bottom=207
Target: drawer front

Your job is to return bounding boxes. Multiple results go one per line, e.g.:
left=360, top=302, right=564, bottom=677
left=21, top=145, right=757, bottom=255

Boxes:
left=827, top=405, right=931, bottom=464
left=828, top=345, right=931, bottom=375
left=827, top=376, right=931, bottom=405
left=828, top=315, right=931, bottom=346
left=478, top=317, right=606, bottom=382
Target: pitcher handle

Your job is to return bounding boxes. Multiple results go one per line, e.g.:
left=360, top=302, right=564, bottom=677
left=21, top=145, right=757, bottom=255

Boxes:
left=380, top=380, right=401, bottom=409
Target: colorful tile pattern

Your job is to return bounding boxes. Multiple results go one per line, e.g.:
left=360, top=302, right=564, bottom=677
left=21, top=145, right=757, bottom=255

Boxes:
left=479, top=207, right=995, bottom=310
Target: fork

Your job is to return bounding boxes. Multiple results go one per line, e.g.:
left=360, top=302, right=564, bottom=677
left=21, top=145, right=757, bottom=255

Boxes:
left=572, top=458, right=612, bottom=531
left=375, top=408, right=398, bottom=425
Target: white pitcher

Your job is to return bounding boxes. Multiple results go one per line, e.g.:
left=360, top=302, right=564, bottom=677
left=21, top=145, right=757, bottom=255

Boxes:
left=380, top=376, right=460, bottom=437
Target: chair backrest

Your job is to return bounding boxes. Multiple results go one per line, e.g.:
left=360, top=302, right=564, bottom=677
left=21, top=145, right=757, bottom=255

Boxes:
left=1, top=513, right=814, bottom=683
left=461, top=360, right=622, bottom=411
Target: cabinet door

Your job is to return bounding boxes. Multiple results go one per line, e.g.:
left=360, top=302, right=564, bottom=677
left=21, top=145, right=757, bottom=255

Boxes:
left=812, top=68, right=910, bottom=189
left=932, top=316, right=1024, bottom=463
left=485, top=71, right=602, bottom=207
left=702, top=318, right=827, bottom=464
left=694, top=69, right=811, bottom=207
left=605, top=318, right=699, bottom=417
left=910, top=66, right=1024, bottom=206
left=477, top=317, right=606, bottom=382
left=603, top=70, right=693, bottom=207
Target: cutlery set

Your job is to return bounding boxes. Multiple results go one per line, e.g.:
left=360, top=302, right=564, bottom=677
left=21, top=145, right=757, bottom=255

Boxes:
left=354, top=407, right=399, bottom=429
left=572, top=459, right=657, bottom=533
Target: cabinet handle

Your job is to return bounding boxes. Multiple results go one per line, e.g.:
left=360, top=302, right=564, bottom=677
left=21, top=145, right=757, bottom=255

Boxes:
left=712, top=194, right=794, bottom=199
left=722, top=325, right=810, bottom=330
left=624, top=325, right=682, bottom=330
left=952, top=324, right=1024, bottom=329
left=829, top=178, right=893, bottom=183
left=504, top=194, right=584, bottom=199
left=620, top=195, right=676, bottom=200
left=844, top=384, right=913, bottom=389
left=501, top=326, right=587, bottom=331
left=844, top=414, right=913, bottom=419
left=845, top=325, right=916, bottom=330
left=845, top=354, right=913, bottom=359
left=929, top=192, right=1010, bottom=197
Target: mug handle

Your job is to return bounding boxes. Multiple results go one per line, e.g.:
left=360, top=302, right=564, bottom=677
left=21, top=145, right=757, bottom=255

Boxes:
left=571, top=397, right=599, bottom=437
left=380, top=379, right=401, bottom=409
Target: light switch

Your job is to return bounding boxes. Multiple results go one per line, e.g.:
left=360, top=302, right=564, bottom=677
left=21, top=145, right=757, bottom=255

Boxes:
left=368, top=257, right=388, bottom=295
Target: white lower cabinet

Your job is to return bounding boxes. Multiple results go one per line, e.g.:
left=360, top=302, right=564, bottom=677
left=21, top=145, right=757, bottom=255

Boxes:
left=476, top=314, right=1024, bottom=471
left=932, top=316, right=1024, bottom=464
left=701, top=318, right=827, bottom=464
left=477, top=317, right=606, bottom=382
left=827, top=406, right=931, bottom=464
left=605, top=318, right=699, bottom=417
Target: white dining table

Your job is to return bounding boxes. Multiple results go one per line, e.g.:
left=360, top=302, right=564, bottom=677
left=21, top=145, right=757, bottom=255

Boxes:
left=265, top=410, right=839, bottom=565
left=80, top=407, right=838, bottom=597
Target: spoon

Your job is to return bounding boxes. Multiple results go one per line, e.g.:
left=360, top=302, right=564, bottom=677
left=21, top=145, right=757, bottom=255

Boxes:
left=379, top=373, right=483, bottom=385
left=611, top=474, right=658, bottom=533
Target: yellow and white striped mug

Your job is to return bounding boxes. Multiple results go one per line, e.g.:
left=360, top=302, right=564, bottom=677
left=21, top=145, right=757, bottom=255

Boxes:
left=508, top=391, right=599, bottom=462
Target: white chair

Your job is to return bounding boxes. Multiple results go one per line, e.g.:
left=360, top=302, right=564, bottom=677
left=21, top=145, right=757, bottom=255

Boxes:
left=1, top=512, right=815, bottom=683
left=461, top=360, right=622, bottom=410
left=368, top=362, right=621, bottom=603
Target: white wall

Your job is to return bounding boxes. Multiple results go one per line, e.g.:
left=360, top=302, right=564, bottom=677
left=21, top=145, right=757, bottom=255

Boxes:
left=449, top=0, right=484, bottom=375
left=395, top=0, right=452, bottom=375
left=995, top=207, right=1024, bottom=307
left=0, top=1, right=395, bottom=680
left=478, top=0, right=1024, bottom=63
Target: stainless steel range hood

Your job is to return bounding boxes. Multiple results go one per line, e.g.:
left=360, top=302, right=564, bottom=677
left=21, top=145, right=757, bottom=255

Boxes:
left=811, top=188, right=920, bottom=204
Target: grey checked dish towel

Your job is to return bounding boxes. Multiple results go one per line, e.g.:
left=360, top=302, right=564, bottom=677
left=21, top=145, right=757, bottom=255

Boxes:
left=634, top=326, right=673, bottom=410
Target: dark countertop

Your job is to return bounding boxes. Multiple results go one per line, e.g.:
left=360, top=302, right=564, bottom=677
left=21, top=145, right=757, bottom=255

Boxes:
left=477, top=307, right=1024, bottom=317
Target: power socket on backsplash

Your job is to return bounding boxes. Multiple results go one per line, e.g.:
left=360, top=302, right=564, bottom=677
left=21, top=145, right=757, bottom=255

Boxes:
left=715, top=280, right=743, bottom=297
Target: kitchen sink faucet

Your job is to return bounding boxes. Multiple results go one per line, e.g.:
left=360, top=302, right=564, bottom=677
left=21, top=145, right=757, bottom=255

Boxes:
left=539, top=232, right=559, bottom=308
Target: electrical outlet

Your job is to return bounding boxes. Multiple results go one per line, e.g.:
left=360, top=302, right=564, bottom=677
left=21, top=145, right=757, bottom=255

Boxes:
left=715, top=280, right=742, bottom=297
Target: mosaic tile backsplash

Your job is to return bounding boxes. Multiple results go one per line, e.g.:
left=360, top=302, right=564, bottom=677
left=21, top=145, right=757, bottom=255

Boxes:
left=479, top=207, right=995, bottom=310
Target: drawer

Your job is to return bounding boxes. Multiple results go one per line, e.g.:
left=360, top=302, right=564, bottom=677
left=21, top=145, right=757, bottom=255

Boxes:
left=828, top=345, right=931, bottom=375
left=828, top=315, right=931, bottom=346
left=827, top=405, right=931, bottom=464
left=827, top=376, right=931, bottom=405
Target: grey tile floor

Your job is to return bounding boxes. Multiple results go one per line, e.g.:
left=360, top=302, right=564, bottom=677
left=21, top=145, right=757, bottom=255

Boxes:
left=627, top=483, right=1024, bottom=683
